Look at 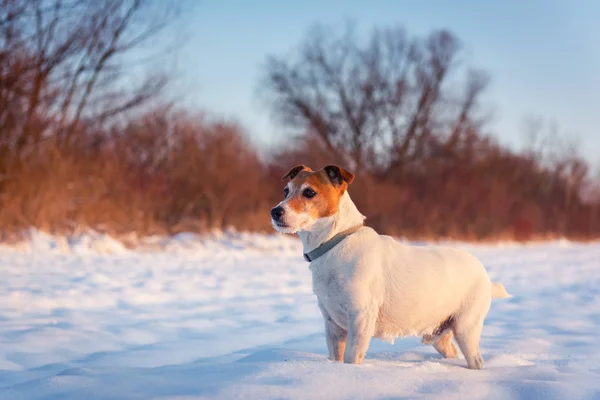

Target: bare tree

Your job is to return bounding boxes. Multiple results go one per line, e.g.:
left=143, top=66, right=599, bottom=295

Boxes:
left=520, top=116, right=591, bottom=235
left=260, top=22, right=489, bottom=175
left=0, top=0, right=180, bottom=162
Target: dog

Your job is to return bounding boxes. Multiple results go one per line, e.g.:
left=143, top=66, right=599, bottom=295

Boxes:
left=270, top=164, right=512, bottom=369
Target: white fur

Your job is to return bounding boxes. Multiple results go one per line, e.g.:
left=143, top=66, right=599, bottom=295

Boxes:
left=274, top=191, right=512, bottom=369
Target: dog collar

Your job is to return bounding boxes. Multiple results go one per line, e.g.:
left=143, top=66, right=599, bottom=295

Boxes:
left=303, top=224, right=363, bottom=262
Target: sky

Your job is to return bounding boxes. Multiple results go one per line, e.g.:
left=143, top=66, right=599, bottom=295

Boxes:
left=170, top=0, right=600, bottom=166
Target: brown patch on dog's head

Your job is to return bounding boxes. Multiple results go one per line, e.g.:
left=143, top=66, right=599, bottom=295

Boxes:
left=281, top=165, right=311, bottom=181
left=280, top=164, right=355, bottom=221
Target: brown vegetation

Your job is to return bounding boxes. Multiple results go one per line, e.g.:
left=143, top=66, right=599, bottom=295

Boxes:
left=261, top=22, right=600, bottom=241
left=0, top=7, right=598, bottom=241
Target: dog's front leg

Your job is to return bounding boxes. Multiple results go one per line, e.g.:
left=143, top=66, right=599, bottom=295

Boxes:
left=343, top=309, right=375, bottom=364
left=318, top=301, right=347, bottom=361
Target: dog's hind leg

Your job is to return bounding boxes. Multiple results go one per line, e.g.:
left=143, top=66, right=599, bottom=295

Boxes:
left=454, top=320, right=484, bottom=369
left=433, top=331, right=458, bottom=358
left=452, top=287, right=490, bottom=369
left=422, top=315, right=458, bottom=358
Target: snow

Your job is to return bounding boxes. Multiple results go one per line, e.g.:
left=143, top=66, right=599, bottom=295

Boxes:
left=0, top=231, right=599, bottom=399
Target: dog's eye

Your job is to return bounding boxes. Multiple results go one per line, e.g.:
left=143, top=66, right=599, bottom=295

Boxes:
left=283, top=187, right=289, bottom=198
left=303, top=188, right=317, bottom=198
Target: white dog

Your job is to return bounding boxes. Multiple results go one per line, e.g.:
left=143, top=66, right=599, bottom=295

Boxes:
left=270, top=164, right=512, bottom=369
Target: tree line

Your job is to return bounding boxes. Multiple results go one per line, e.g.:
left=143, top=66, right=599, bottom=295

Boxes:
left=1, top=3, right=598, bottom=241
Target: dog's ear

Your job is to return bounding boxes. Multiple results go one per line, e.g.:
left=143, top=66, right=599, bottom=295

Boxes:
left=323, top=165, right=354, bottom=185
left=281, top=165, right=311, bottom=181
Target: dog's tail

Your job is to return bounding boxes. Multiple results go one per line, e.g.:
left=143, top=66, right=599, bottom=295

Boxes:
left=491, top=282, right=512, bottom=299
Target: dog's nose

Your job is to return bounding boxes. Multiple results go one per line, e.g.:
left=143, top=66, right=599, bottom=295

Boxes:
left=271, top=206, right=284, bottom=221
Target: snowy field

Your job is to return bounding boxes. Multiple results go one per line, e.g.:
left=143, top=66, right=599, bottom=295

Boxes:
left=0, top=230, right=599, bottom=399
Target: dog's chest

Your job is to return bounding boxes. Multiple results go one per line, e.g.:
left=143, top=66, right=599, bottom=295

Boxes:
left=310, top=264, right=349, bottom=326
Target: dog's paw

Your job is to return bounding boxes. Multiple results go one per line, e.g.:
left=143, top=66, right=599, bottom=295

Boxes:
left=343, top=354, right=365, bottom=365
left=466, top=354, right=484, bottom=370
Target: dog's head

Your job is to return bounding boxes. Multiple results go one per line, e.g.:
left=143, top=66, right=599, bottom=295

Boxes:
left=270, top=164, right=355, bottom=234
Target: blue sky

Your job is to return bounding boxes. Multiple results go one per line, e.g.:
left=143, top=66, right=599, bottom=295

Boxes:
left=172, top=0, right=600, bottom=165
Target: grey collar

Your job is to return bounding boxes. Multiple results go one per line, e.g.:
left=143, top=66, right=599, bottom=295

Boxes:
left=303, top=224, right=363, bottom=262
